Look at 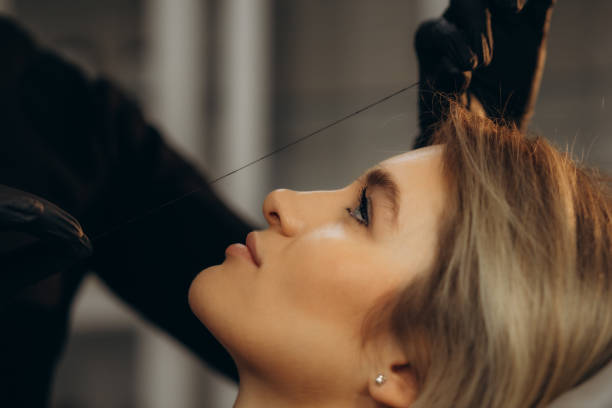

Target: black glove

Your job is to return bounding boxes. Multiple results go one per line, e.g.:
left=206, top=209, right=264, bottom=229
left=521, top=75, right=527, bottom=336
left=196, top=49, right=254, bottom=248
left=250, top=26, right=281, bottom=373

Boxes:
left=413, top=0, right=556, bottom=148
left=0, top=185, right=92, bottom=299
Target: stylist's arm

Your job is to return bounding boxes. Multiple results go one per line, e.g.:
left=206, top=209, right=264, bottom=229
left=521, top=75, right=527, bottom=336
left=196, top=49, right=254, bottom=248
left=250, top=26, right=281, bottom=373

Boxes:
left=0, top=15, right=251, bottom=382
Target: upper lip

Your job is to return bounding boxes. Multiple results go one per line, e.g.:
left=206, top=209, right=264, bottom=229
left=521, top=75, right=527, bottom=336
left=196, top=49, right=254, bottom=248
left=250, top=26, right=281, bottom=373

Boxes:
left=245, top=231, right=261, bottom=267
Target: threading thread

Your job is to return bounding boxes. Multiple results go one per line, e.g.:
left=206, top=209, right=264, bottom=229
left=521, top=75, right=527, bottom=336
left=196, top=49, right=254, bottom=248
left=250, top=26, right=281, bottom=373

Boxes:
left=91, top=82, right=419, bottom=243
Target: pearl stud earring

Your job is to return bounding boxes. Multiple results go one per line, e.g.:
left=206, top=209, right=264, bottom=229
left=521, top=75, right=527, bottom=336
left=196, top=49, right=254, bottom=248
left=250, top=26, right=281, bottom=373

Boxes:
left=375, top=373, right=386, bottom=386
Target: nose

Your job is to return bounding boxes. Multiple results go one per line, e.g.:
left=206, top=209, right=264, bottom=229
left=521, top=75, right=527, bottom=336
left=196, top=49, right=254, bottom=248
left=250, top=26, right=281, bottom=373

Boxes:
left=263, top=187, right=348, bottom=236
left=263, top=189, right=304, bottom=236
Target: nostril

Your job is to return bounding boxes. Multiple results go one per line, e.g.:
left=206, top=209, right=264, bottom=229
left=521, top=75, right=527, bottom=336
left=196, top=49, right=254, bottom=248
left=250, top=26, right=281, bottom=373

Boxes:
left=263, top=189, right=290, bottom=230
left=269, top=211, right=280, bottom=224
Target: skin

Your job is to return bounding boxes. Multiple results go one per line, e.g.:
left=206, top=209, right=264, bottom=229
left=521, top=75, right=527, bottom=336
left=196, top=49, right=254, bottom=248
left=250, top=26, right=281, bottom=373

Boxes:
left=189, top=144, right=448, bottom=407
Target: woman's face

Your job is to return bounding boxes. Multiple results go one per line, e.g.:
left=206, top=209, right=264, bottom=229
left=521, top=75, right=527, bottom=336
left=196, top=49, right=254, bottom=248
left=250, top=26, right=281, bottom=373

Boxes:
left=189, top=145, right=448, bottom=395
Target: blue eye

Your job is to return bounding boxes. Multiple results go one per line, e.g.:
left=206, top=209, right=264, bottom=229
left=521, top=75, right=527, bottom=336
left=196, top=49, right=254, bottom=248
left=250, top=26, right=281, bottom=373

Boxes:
left=347, top=187, right=370, bottom=227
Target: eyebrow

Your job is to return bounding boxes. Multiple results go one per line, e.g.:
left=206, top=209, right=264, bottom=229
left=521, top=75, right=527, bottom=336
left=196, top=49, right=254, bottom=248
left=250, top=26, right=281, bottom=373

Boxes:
left=363, top=166, right=400, bottom=227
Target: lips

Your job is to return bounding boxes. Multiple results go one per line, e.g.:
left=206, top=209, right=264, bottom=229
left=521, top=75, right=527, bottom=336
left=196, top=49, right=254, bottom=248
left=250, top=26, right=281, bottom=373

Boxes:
left=245, top=231, right=261, bottom=267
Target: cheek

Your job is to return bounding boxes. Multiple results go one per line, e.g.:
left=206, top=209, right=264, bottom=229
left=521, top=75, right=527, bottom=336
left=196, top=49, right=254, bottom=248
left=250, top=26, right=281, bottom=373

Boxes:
left=388, top=220, right=440, bottom=275
left=264, top=229, right=403, bottom=333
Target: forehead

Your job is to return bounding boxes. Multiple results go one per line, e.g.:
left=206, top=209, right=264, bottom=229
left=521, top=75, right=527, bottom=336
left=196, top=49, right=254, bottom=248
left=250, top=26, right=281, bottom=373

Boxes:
left=379, top=144, right=444, bottom=167
left=378, top=145, right=445, bottom=191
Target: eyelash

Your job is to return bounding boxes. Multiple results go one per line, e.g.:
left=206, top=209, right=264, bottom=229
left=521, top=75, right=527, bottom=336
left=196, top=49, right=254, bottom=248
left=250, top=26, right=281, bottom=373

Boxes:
left=346, top=186, right=371, bottom=227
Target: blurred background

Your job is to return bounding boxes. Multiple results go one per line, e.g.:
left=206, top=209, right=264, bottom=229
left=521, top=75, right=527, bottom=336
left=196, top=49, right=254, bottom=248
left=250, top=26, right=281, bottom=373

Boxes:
left=0, top=0, right=610, bottom=407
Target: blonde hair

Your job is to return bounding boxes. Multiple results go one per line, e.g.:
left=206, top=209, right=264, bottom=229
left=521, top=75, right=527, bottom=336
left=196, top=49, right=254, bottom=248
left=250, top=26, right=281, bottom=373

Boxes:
left=393, top=104, right=612, bottom=407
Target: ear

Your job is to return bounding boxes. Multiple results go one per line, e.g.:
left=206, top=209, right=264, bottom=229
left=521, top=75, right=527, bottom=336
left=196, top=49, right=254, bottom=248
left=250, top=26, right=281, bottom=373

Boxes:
left=368, top=363, right=419, bottom=408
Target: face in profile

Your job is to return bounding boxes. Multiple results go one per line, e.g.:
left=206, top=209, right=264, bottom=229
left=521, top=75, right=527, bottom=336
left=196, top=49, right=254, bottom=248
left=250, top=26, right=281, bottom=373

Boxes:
left=188, top=144, right=448, bottom=401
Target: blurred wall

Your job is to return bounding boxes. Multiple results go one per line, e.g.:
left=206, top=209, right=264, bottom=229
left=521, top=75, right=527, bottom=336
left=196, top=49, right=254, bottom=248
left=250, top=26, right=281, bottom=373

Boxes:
left=2, top=0, right=611, bottom=407
left=534, top=0, right=612, bottom=171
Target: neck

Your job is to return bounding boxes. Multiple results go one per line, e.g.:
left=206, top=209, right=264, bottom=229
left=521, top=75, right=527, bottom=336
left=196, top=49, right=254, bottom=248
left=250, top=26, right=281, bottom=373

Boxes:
left=233, top=374, right=323, bottom=408
left=233, top=369, right=375, bottom=408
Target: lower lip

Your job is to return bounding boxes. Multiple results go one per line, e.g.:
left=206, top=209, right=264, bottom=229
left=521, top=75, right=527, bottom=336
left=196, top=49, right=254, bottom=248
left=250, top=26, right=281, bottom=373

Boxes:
left=225, top=243, right=257, bottom=266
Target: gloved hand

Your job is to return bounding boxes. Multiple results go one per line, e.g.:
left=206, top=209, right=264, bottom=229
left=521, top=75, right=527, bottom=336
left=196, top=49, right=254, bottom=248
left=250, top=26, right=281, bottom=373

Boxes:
left=413, top=0, right=557, bottom=148
left=0, top=185, right=92, bottom=299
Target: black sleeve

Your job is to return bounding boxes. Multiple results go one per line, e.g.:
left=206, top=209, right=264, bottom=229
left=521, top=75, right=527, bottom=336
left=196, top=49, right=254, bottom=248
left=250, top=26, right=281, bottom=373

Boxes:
left=0, top=16, right=252, bottom=380
left=87, top=81, right=252, bottom=381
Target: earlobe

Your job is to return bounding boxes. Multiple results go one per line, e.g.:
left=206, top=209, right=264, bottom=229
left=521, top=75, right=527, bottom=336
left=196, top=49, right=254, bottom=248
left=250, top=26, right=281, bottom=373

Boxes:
left=368, top=364, right=419, bottom=407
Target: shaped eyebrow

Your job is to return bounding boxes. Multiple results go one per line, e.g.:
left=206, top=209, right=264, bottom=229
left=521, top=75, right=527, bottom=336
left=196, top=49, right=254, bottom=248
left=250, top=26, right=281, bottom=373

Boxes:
left=363, top=166, right=400, bottom=227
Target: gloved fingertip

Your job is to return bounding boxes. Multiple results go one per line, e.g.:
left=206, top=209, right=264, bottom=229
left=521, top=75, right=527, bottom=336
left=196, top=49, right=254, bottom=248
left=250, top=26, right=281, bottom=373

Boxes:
left=455, top=39, right=479, bottom=71
left=414, top=19, right=441, bottom=54
left=435, top=57, right=472, bottom=93
left=67, top=230, right=93, bottom=260
left=476, top=31, right=494, bottom=67
left=78, top=233, right=93, bottom=256
left=1, top=196, right=44, bottom=223
left=416, top=17, right=478, bottom=73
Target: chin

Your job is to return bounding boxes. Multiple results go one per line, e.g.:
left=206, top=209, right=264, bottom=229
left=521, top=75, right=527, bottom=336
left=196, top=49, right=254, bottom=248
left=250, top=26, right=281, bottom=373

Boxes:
left=187, top=264, right=218, bottom=323
left=187, top=263, right=242, bottom=341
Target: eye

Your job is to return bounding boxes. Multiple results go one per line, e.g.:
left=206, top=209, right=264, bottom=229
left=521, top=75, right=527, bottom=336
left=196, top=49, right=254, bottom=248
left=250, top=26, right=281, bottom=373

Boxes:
left=346, top=186, right=371, bottom=227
